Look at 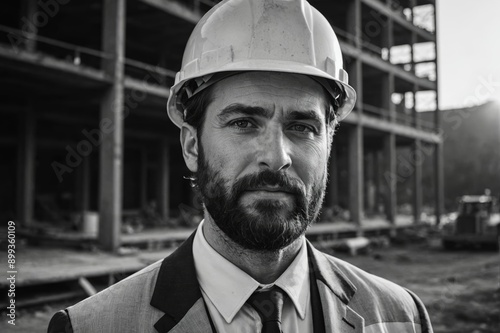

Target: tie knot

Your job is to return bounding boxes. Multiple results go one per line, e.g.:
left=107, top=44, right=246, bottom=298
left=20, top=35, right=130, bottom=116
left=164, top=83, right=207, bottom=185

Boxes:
left=247, top=286, right=285, bottom=333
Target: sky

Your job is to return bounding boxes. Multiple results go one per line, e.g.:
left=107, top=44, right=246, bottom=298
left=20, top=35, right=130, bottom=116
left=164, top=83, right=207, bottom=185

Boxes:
left=437, top=0, right=500, bottom=110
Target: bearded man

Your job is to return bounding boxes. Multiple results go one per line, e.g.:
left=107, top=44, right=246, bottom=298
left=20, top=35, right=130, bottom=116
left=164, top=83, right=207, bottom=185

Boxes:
left=48, top=0, right=433, bottom=332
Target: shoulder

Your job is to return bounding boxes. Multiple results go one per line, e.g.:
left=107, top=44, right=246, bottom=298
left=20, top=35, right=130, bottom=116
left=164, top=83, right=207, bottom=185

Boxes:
left=48, top=259, right=165, bottom=333
left=47, top=310, right=73, bottom=333
left=319, top=250, right=413, bottom=301
left=70, top=259, right=163, bottom=312
left=314, top=249, right=432, bottom=331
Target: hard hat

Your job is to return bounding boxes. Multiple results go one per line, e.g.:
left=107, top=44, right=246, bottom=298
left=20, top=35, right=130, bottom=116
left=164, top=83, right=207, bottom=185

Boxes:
left=166, top=0, right=356, bottom=128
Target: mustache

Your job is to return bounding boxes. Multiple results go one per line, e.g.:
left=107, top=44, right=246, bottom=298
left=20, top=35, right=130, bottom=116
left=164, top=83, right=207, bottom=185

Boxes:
left=232, top=169, right=305, bottom=197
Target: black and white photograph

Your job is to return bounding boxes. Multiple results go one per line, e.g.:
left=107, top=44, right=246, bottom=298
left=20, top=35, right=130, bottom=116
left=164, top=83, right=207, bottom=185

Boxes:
left=0, top=0, right=499, bottom=332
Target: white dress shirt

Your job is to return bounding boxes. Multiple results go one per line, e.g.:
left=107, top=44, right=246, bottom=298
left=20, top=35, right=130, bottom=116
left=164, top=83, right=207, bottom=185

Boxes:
left=192, top=220, right=313, bottom=333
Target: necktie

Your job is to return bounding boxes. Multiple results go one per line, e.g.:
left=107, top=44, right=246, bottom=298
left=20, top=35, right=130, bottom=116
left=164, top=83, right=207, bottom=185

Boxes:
left=247, top=286, right=285, bottom=333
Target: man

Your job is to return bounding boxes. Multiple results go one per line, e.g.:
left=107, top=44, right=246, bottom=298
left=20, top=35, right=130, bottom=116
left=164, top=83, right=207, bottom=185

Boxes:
left=48, top=0, right=433, bottom=332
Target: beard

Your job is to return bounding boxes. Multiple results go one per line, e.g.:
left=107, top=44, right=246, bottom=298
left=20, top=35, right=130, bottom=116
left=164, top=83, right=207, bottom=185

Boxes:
left=195, top=144, right=327, bottom=252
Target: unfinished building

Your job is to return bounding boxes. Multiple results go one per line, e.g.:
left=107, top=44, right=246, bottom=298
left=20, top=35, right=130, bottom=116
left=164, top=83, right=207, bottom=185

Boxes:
left=0, top=0, right=442, bottom=251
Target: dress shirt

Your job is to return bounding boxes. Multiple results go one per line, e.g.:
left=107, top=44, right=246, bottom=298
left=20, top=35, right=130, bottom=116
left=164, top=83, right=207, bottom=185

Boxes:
left=193, top=220, right=313, bottom=333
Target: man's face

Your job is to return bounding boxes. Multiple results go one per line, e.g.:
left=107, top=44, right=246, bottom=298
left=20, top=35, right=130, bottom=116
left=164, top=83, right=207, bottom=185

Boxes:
left=188, top=72, right=332, bottom=252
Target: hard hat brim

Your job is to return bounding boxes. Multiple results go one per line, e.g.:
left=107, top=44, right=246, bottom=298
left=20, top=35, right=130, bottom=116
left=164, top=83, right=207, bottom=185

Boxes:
left=167, top=60, right=356, bottom=129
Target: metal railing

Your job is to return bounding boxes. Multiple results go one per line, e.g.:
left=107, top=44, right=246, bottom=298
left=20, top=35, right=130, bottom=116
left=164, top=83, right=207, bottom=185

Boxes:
left=124, top=58, right=176, bottom=87
left=0, top=24, right=176, bottom=87
left=377, top=0, right=435, bottom=33
left=362, top=102, right=437, bottom=133
left=0, top=23, right=110, bottom=69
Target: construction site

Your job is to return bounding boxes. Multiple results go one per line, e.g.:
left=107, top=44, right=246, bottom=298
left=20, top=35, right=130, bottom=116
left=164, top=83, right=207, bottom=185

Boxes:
left=3, top=0, right=481, bottom=331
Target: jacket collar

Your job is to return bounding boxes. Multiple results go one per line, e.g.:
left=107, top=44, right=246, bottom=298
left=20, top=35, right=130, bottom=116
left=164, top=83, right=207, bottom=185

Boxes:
left=150, top=230, right=363, bottom=332
left=307, top=241, right=364, bottom=332
left=150, top=231, right=213, bottom=332
left=306, top=240, right=357, bottom=303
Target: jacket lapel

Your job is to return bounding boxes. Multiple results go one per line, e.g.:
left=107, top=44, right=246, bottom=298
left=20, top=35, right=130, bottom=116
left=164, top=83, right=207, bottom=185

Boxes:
left=307, top=241, right=365, bottom=333
left=150, top=232, right=364, bottom=332
left=150, top=231, right=213, bottom=333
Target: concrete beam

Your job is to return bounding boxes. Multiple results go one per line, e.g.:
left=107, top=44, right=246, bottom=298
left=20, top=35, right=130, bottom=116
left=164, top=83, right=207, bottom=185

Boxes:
left=0, top=45, right=109, bottom=86
left=99, top=0, right=126, bottom=252
left=124, top=77, right=170, bottom=99
left=339, top=41, right=436, bottom=91
left=343, top=112, right=441, bottom=143
left=140, top=0, right=201, bottom=24
left=361, top=0, right=436, bottom=42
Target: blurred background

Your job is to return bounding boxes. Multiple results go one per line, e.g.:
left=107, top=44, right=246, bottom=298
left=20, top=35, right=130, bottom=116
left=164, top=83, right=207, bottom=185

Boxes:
left=0, top=0, right=498, bottom=332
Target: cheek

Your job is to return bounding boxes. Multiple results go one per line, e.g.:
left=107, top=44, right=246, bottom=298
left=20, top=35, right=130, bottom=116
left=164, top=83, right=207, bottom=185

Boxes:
left=293, top=141, right=329, bottom=187
left=202, top=133, right=251, bottom=175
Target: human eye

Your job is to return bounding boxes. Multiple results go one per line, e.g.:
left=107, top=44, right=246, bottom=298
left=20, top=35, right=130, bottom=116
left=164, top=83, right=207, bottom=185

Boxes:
left=228, top=119, right=257, bottom=130
left=288, top=123, right=317, bottom=134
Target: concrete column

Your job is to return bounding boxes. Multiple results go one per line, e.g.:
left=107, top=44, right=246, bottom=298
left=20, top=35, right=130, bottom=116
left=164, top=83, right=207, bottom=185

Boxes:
left=374, top=149, right=383, bottom=213
left=412, top=139, right=423, bottom=223
left=432, top=3, right=444, bottom=225
left=347, top=0, right=362, bottom=48
left=434, top=142, right=444, bottom=225
left=348, top=126, right=364, bottom=226
left=410, top=0, right=416, bottom=24
left=383, top=16, right=394, bottom=62
left=16, top=106, right=36, bottom=227
left=365, top=151, right=376, bottom=214
left=347, top=0, right=363, bottom=230
left=410, top=23, right=417, bottom=74
left=158, top=139, right=170, bottom=223
left=381, top=73, right=396, bottom=121
left=99, top=0, right=126, bottom=252
left=20, top=0, right=38, bottom=52
left=383, top=133, right=397, bottom=224
left=412, top=83, right=420, bottom=128
left=140, top=149, right=148, bottom=209
left=76, top=155, right=90, bottom=213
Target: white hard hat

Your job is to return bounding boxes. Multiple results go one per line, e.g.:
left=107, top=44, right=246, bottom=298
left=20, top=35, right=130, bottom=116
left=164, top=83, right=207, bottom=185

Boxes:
left=167, top=0, right=357, bottom=128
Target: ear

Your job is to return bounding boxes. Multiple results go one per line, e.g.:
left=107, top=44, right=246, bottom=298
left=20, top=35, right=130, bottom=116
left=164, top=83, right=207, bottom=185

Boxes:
left=180, top=122, right=199, bottom=173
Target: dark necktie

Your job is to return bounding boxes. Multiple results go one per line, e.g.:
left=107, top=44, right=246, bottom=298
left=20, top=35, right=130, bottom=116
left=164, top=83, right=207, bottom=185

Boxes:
left=247, top=286, right=285, bottom=333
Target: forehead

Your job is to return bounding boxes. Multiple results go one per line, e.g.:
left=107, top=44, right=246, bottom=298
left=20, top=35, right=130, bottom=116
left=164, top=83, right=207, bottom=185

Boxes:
left=208, top=72, right=330, bottom=112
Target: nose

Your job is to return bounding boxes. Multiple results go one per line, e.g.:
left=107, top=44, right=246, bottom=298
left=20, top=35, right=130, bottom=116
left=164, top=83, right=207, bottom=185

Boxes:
left=256, top=127, right=292, bottom=171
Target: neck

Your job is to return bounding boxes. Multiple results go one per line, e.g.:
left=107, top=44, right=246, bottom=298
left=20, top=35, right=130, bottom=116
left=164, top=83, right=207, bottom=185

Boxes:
left=202, top=213, right=304, bottom=285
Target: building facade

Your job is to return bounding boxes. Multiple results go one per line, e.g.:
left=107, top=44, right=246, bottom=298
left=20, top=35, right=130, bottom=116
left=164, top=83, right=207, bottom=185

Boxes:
left=0, top=0, right=442, bottom=251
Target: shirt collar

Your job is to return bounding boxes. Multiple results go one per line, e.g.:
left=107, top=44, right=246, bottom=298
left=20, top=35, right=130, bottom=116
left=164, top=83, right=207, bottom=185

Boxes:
left=192, top=220, right=310, bottom=323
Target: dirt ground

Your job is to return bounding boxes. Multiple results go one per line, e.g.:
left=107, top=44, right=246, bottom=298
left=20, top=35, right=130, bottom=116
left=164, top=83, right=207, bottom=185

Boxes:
left=1, top=241, right=499, bottom=333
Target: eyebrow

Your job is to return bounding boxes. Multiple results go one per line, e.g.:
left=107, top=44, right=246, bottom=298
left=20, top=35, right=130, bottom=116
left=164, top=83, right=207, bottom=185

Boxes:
left=217, top=103, right=324, bottom=125
left=285, top=110, right=323, bottom=125
left=217, top=104, right=272, bottom=122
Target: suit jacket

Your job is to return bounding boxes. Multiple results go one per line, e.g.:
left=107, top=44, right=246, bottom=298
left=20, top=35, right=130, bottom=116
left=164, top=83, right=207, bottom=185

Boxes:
left=48, top=231, right=433, bottom=333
